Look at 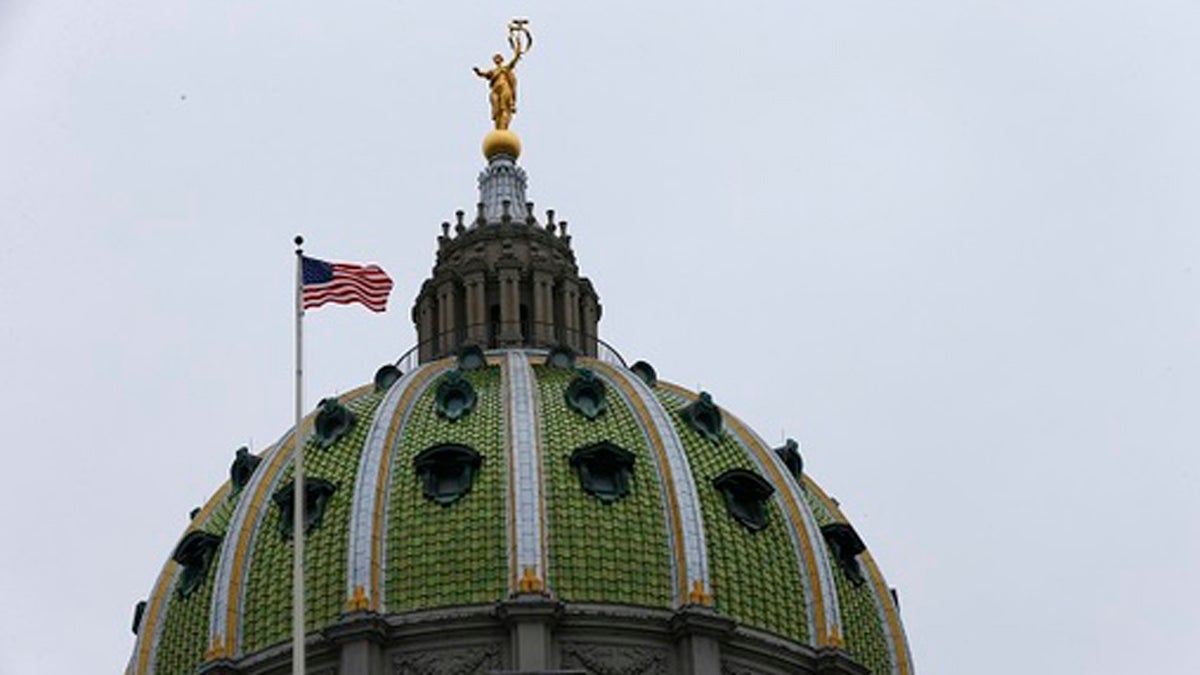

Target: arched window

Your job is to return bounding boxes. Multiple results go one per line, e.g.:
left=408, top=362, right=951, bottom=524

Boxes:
left=435, top=370, right=478, bottom=421
left=172, top=531, right=222, bottom=597
left=821, top=523, right=867, bottom=586
left=314, top=398, right=356, bottom=449
left=570, top=442, right=636, bottom=504
left=565, top=368, right=608, bottom=420
left=414, top=444, right=483, bottom=506
left=272, top=478, right=338, bottom=540
left=713, top=469, right=775, bottom=532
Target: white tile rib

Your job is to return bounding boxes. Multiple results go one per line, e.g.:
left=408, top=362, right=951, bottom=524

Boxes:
left=370, top=361, right=450, bottom=612
left=605, top=367, right=710, bottom=599
left=505, top=351, right=547, bottom=589
left=206, top=432, right=292, bottom=654
left=864, top=557, right=903, bottom=675
left=728, top=423, right=841, bottom=645
left=590, top=364, right=683, bottom=605
left=345, top=366, right=427, bottom=607
left=136, top=565, right=181, bottom=675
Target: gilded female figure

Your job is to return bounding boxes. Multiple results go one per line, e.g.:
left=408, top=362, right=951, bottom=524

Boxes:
left=473, top=51, right=522, bottom=130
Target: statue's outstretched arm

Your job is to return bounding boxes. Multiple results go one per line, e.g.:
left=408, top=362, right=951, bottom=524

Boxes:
left=507, top=51, right=522, bottom=70
left=473, top=66, right=489, bottom=79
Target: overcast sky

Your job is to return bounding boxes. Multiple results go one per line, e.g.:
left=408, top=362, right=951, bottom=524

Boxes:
left=2, top=2, right=1198, bottom=673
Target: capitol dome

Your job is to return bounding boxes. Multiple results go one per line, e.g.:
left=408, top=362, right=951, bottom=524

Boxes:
left=126, top=126, right=912, bottom=675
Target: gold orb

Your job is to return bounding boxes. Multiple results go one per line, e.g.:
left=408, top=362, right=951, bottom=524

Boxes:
left=482, top=129, right=522, bottom=160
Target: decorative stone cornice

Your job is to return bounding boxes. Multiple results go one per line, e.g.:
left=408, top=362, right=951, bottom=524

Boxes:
left=814, top=646, right=872, bottom=674
left=669, top=606, right=736, bottom=640
left=322, top=610, right=389, bottom=646
left=495, top=596, right=565, bottom=626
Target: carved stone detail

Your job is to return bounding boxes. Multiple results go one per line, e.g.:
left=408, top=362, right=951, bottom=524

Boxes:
left=560, top=642, right=668, bottom=675
left=721, top=660, right=767, bottom=675
left=391, top=644, right=501, bottom=675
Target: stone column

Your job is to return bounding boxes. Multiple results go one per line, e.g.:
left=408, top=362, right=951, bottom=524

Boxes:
left=497, top=597, right=563, bottom=671
left=437, top=279, right=458, bottom=357
left=463, top=270, right=487, bottom=346
left=498, top=267, right=523, bottom=345
left=670, top=607, right=735, bottom=675
left=580, top=293, right=599, bottom=357
left=416, top=293, right=435, bottom=363
left=324, top=612, right=387, bottom=675
left=559, top=278, right=580, bottom=351
left=531, top=269, right=555, bottom=347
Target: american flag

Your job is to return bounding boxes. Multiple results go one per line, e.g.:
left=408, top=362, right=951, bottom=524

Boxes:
left=301, top=256, right=393, bottom=312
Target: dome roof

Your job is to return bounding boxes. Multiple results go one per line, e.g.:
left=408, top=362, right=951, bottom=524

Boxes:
left=128, top=349, right=911, bottom=675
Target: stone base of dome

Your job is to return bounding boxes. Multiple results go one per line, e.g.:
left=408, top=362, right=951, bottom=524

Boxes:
left=195, top=602, right=867, bottom=675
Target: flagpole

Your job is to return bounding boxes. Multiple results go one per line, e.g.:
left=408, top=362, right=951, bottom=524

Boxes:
left=292, top=235, right=306, bottom=675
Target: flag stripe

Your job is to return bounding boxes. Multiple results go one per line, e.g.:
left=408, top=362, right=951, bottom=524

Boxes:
left=306, top=278, right=392, bottom=296
left=301, top=255, right=393, bottom=313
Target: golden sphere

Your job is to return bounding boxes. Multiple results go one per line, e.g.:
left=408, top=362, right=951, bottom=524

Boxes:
left=482, top=129, right=522, bottom=160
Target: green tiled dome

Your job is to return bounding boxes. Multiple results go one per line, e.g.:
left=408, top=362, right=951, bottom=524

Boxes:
left=128, top=350, right=912, bottom=675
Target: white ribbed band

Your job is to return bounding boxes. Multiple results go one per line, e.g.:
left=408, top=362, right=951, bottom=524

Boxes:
left=603, top=366, right=710, bottom=599
left=135, top=564, right=180, bottom=675
left=505, top=351, right=547, bottom=589
left=205, top=431, right=293, bottom=654
left=344, top=366, right=429, bottom=608
left=729, top=424, right=842, bottom=644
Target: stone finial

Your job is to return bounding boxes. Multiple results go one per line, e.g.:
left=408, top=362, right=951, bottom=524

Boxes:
left=455, top=209, right=465, bottom=229
left=525, top=201, right=536, bottom=225
left=476, top=202, right=486, bottom=226
left=441, top=221, right=451, bottom=238
left=518, top=566, right=544, bottom=594
left=546, top=209, right=556, bottom=227
left=687, top=579, right=713, bottom=605
left=344, top=585, right=371, bottom=612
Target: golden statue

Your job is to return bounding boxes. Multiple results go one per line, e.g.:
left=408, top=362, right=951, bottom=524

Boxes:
left=474, top=19, right=532, bottom=131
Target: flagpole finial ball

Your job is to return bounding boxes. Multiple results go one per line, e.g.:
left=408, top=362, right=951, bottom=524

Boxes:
left=294, top=235, right=304, bottom=247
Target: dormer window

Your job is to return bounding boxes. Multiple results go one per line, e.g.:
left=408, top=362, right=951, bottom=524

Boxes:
left=374, top=364, right=403, bottom=391
left=681, top=392, right=723, bottom=442
left=314, top=398, right=356, bottom=449
left=545, top=345, right=577, bottom=369
left=273, top=478, right=338, bottom=540
left=774, top=438, right=803, bottom=484
left=435, top=370, right=477, bottom=421
left=565, top=368, right=608, bottom=420
left=713, top=469, right=775, bottom=532
left=456, top=344, right=486, bottom=371
left=570, top=442, right=636, bottom=504
left=414, top=444, right=483, bottom=506
left=630, top=360, right=657, bottom=387
left=230, top=446, right=261, bottom=494
left=821, top=523, right=867, bottom=587
left=172, top=531, right=222, bottom=598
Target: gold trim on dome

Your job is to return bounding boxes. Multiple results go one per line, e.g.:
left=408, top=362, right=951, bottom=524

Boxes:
left=220, top=385, right=373, bottom=657
left=134, top=483, right=231, bottom=674
left=688, top=579, right=713, bottom=606
left=689, top=380, right=834, bottom=648
left=204, top=635, right=227, bottom=661
left=588, top=360, right=692, bottom=606
left=368, top=359, right=454, bottom=612
left=345, top=585, right=370, bottom=612
left=805, top=478, right=912, bottom=675
left=518, top=567, right=544, bottom=594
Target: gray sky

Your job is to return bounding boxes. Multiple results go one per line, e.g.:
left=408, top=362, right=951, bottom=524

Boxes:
left=2, top=2, right=1198, bottom=673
